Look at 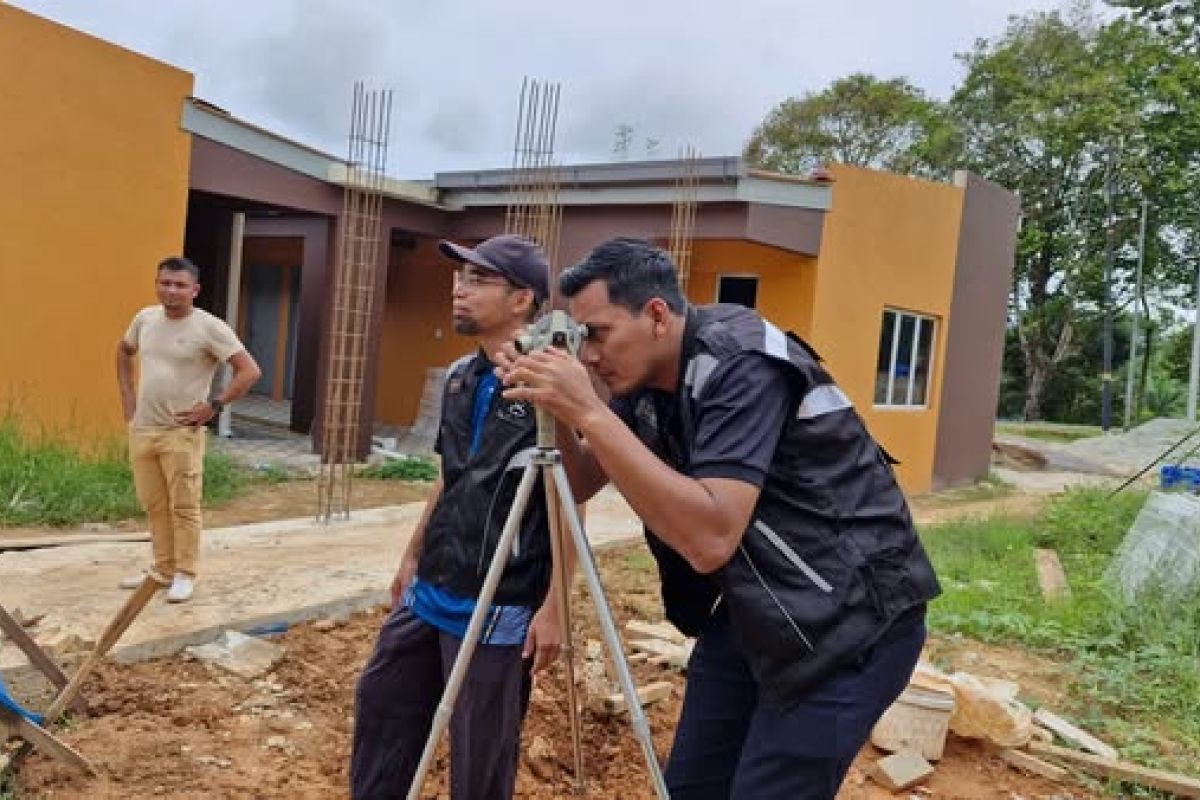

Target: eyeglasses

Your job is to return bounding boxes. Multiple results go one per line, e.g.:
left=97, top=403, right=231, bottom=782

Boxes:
left=453, top=268, right=514, bottom=290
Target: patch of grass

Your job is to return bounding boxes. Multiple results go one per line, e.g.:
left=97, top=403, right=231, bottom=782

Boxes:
left=995, top=420, right=1103, bottom=443
left=923, top=488, right=1200, bottom=779
left=0, top=417, right=250, bottom=526
left=244, top=462, right=302, bottom=485
left=358, top=456, right=438, bottom=482
left=930, top=473, right=1015, bottom=505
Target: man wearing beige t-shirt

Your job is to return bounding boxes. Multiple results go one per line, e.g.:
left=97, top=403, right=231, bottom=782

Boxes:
left=116, top=257, right=261, bottom=602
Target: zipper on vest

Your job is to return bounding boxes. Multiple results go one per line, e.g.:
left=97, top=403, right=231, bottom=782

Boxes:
left=738, top=544, right=815, bottom=653
left=753, top=519, right=833, bottom=593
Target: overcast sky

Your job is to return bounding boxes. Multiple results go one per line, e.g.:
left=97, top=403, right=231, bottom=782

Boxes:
left=14, top=0, right=1098, bottom=179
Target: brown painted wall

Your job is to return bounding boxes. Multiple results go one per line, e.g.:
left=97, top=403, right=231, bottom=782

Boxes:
left=932, top=174, right=1019, bottom=489
left=189, top=137, right=343, bottom=216
left=375, top=237, right=475, bottom=425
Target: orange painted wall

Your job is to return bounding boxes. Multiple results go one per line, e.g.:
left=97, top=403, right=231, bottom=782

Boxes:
left=689, top=239, right=818, bottom=339
left=0, top=6, right=194, bottom=438
left=375, top=238, right=474, bottom=425
left=809, top=165, right=965, bottom=493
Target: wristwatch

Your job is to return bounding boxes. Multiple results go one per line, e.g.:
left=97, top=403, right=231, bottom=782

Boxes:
left=209, top=398, right=225, bottom=416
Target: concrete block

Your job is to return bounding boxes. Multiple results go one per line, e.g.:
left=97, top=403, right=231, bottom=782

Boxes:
left=869, top=751, right=935, bottom=792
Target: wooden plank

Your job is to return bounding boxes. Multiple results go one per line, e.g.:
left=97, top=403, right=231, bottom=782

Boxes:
left=0, top=532, right=149, bottom=552
left=1033, top=709, right=1118, bottom=760
left=0, top=604, right=87, bottom=714
left=0, top=706, right=94, bottom=775
left=1034, top=548, right=1072, bottom=601
left=1028, top=741, right=1200, bottom=798
left=44, top=576, right=160, bottom=722
left=601, top=680, right=673, bottom=715
left=1000, top=748, right=1069, bottom=781
left=625, top=620, right=686, bottom=645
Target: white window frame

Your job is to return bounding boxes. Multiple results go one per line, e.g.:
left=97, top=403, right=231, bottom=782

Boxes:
left=874, top=308, right=938, bottom=410
left=716, top=273, right=759, bottom=308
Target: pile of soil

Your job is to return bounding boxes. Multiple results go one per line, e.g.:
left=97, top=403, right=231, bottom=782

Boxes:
left=9, top=546, right=1096, bottom=799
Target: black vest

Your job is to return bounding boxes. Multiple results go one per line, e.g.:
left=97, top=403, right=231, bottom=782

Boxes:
left=416, top=352, right=552, bottom=607
left=629, top=305, right=941, bottom=709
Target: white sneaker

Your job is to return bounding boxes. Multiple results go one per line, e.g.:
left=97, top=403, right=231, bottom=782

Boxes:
left=166, top=575, right=195, bottom=603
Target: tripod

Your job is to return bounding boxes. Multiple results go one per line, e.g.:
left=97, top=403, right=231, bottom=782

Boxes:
left=406, top=424, right=670, bottom=798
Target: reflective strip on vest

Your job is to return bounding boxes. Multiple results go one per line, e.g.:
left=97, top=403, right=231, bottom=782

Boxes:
left=753, top=519, right=833, bottom=593
left=796, top=384, right=852, bottom=420
left=685, top=353, right=720, bottom=399
left=763, top=320, right=789, bottom=359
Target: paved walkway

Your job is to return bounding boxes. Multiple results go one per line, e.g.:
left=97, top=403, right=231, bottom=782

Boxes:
left=0, top=488, right=644, bottom=697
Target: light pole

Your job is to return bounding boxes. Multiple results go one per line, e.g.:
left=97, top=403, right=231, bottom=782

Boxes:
left=1101, top=151, right=1116, bottom=432
left=1124, top=199, right=1148, bottom=430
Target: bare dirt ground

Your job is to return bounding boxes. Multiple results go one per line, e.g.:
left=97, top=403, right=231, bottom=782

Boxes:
left=9, top=544, right=1100, bottom=800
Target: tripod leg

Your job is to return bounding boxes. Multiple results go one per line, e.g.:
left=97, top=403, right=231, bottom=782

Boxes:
left=406, top=461, right=540, bottom=800
left=544, top=470, right=586, bottom=794
left=550, top=464, right=671, bottom=800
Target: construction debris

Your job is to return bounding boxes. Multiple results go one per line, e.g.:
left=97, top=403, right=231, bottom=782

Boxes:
left=999, top=748, right=1069, bottom=782
left=598, top=680, right=673, bottom=716
left=627, top=638, right=692, bottom=670
left=1032, top=708, right=1118, bottom=761
left=871, top=684, right=955, bottom=761
left=869, top=750, right=935, bottom=792
left=1027, top=741, right=1200, bottom=798
left=624, top=620, right=686, bottom=645
left=1034, top=548, right=1071, bottom=601
left=185, top=631, right=284, bottom=680
left=525, top=734, right=557, bottom=782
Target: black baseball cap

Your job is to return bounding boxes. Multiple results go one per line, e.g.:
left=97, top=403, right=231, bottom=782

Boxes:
left=438, top=234, right=549, bottom=303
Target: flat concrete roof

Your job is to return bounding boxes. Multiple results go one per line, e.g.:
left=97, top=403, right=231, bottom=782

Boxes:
left=435, top=157, right=833, bottom=211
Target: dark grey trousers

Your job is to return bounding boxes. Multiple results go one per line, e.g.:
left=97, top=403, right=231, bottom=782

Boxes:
left=351, top=606, right=532, bottom=800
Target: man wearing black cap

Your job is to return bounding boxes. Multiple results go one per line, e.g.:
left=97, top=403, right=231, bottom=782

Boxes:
left=351, top=235, right=566, bottom=800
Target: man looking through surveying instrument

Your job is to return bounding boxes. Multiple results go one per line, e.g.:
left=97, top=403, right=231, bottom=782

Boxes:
left=500, top=238, right=941, bottom=799
left=351, top=235, right=571, bottom=800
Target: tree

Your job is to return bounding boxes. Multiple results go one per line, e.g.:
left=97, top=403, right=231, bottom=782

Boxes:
left=950, top=8, right=1149, bottom=420
left=744, top=73, right=959, bottom=178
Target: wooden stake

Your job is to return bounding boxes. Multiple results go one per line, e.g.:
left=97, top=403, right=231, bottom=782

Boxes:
left=43, top=576, right=160, bottom=722
left=0, top=604, right=87, bottom=715
left=0, top=706, right=95, bottom=776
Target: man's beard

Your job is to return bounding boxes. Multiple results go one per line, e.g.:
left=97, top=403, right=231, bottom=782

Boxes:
left=453, top=317, right=479, bottom=336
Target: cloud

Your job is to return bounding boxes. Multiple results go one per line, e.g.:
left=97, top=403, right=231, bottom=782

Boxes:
left=11, top=0, right=1101, bottom=176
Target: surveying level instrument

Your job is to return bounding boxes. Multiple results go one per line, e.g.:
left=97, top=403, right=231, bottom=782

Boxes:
left=407, top=310, right=669, bottom=799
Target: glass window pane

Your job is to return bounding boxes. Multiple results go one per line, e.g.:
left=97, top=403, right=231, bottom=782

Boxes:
left=890, top=313, right=916, bottom=405
left=912, top=318, right=935, bottom=406
left=875, top=310, right=896, bottom=404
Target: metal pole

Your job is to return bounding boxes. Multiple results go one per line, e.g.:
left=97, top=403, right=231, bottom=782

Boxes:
left=1101, top=153, right=1116, bottom=432
left=1124, top=199, right=1147, bottom=430
left=1188, top=250, right=1200, bottom=422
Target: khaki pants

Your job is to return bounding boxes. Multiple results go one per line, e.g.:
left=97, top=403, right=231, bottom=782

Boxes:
left=129, top=426, right=206, bottom=580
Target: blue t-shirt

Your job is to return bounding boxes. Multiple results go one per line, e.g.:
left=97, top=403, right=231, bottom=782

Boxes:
left=409, top=366, right=534, bottom=645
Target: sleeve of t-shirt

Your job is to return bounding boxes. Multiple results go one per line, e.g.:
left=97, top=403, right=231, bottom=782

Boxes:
left=688, top=353, right=796, bottom=487
left=205, top=316, right=246, bottom=362
left=122, top=308, right=147, bottom=351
